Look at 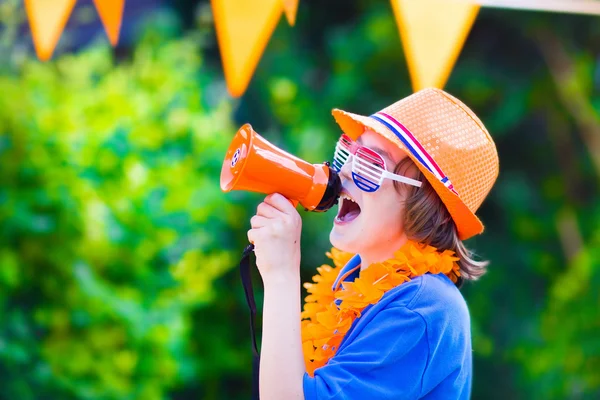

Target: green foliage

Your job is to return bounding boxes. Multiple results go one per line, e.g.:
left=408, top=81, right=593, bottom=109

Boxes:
left=0, top=24, right=241, bottom=399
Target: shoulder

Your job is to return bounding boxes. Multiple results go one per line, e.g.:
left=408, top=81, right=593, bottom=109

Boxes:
left=351, top=273, right=471, bottom=336
left=373, top=273, right=471, bottom=336
left=340, top=274, right=471, bottom=346
left=384, top=273, right=468, bottom=311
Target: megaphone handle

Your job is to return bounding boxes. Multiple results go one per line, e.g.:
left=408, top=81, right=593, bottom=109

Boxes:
left=288, top=198, right=299, bottom=208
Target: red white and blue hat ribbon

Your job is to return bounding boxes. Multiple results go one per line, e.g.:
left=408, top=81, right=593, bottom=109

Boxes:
left=370, top=112, right=459, bottom=195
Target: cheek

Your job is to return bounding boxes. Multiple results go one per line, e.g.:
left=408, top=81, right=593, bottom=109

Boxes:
left=362, top=186, right=405, bottom=232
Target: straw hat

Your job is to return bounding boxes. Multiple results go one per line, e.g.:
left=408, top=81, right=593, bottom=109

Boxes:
left=332, top=88, right=499, bottom=240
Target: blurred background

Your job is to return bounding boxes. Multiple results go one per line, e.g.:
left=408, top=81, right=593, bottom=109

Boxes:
left=1, top=0, right=599, bottom=399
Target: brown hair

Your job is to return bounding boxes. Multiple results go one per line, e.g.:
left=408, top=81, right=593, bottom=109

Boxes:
left=394, top=158, right=488, bottom=287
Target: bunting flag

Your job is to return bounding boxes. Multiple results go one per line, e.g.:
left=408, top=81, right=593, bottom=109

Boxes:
left=92, top=0, right=125, bottom=46
left=282, top=0, right=299, bottom=26
left=25, top=0, right=126, bottom=61
left=212, top=0, right=284, bottom=97
left=23, top=0, right=600, bottom=96
left=25, top=0, right=77, bottom=61
left=391, top=0, right=480, bottom=91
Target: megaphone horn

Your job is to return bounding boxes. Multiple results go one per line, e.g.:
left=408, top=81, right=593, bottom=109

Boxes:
left=220, top=124, right=341, bottom=212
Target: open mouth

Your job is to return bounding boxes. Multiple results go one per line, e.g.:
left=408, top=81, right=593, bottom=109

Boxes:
left=335, top=193, right=361, bottom=224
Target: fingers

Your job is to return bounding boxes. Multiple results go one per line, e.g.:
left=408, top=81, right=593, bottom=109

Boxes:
left=264, top=193, right=296, bottom=214
left=250, top=215, right=269, bottom=228
left=247, top=227, right=257, bottom=245
left=247, top=213, right=273, bottom=245
left=248, top=194, right=301, bottom=246
left=256, top=201, right=281, bottom=219
left=248, top=214, right=269, bottom=245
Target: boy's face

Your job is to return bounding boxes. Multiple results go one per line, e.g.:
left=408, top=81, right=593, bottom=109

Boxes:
left=329, top=130, right=413, bottom=261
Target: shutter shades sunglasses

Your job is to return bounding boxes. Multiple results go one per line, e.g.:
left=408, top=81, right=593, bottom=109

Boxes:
left=332, top=134, right=422, bottom=192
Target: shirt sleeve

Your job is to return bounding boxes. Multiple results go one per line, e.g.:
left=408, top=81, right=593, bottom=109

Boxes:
left=303, top=305, right=428, bottom=400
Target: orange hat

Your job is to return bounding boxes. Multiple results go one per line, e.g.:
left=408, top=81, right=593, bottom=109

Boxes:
left=332, top=88, right=499, bottom=240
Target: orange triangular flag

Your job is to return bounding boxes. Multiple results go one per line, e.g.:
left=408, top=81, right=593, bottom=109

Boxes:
left=282, top=0, right=299, bottom=26
left=391, top=0, right=479, bottom=91
left=212, top=0, right=283, bottom=97
left=25, top=0, right=77, bottom=61
left=92, top=0, right=125, bottom=46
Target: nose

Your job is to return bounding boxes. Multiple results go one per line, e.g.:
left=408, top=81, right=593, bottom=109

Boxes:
left=339, top=155, right=353, bottom=182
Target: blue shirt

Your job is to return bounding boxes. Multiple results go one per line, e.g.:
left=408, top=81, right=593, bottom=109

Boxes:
left=303, top=255, right=472, bottom=399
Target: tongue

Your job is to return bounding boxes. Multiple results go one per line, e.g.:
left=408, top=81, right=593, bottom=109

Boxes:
left=342, top=208, right=360, bottom=222
left=340, top=199, right=361, bottom=222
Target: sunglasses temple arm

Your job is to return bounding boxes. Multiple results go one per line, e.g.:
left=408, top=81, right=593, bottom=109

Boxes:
left=382, top=171, right=422, bottom=187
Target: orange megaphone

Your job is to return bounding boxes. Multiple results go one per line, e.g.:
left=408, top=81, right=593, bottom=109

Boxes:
left=221, top=124, right=341, bottom=212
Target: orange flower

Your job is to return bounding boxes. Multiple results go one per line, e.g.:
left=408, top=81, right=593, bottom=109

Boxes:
left=326, top=248, right=355, bottom=269
left=301, top=302, right=325, bottom=321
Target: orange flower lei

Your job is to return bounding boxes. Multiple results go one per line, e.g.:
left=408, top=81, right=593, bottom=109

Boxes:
left=301, top=241, right=461, bottom=376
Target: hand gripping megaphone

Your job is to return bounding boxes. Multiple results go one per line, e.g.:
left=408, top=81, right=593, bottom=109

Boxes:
left=220, top=124, right=342, bottom=400
left=220, top=124, right=341, bottom=211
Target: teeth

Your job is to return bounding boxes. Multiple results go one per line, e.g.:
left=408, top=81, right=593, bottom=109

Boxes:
left=340, top=193, right=356, bottom=203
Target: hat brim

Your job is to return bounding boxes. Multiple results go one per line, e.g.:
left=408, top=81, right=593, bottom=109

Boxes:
left=332, top=108, right=483, bottom=241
